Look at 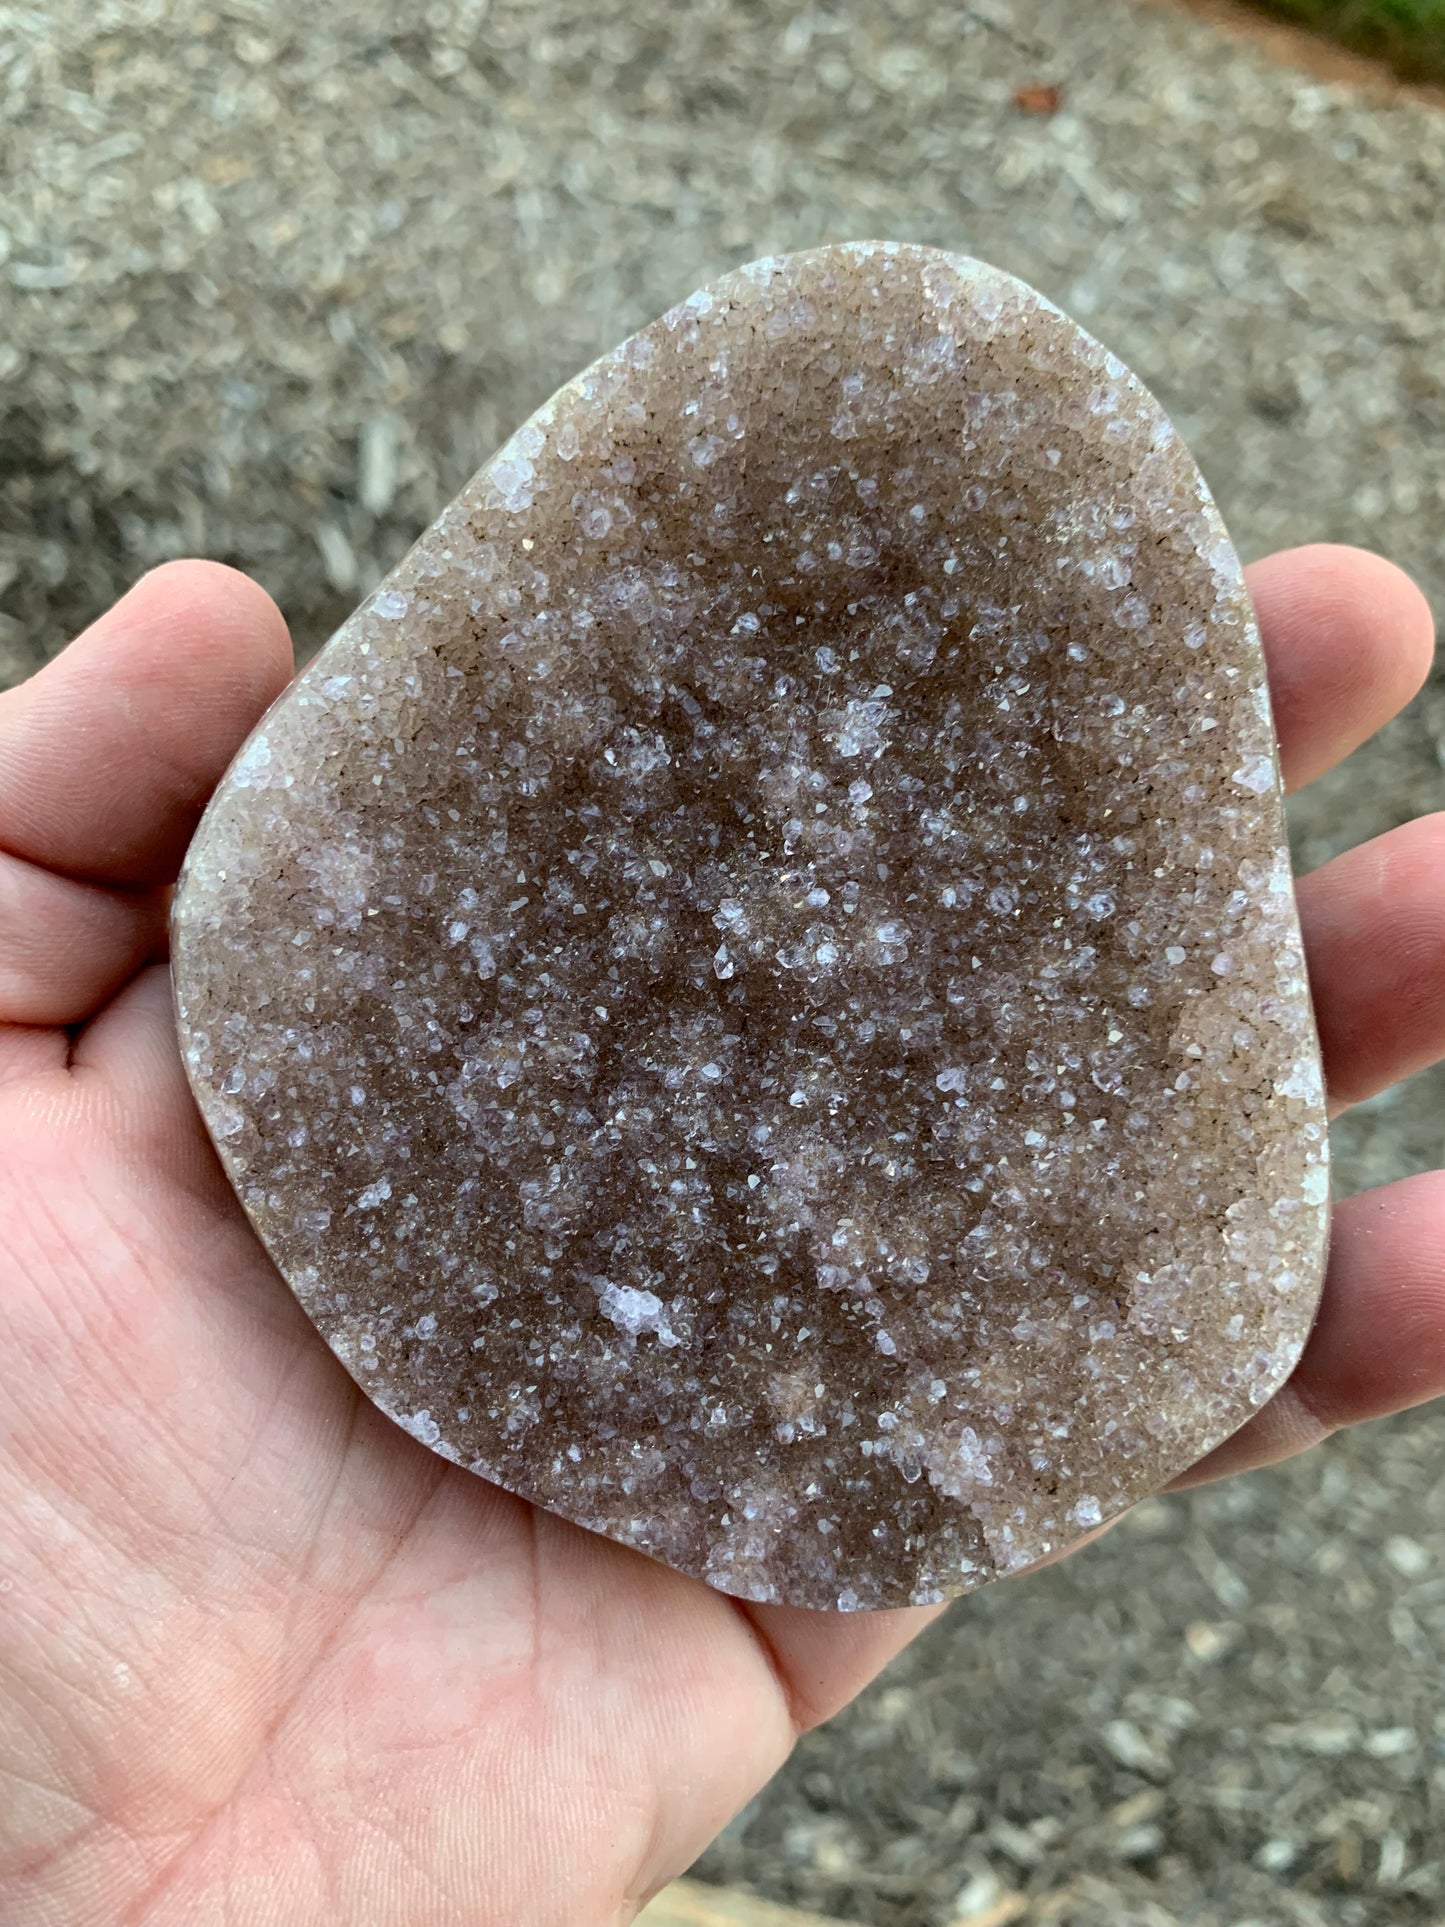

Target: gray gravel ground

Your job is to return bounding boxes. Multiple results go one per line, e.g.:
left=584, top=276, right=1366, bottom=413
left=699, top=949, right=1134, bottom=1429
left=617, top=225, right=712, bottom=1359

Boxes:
left=5, top=1, right=1444, bottom=1920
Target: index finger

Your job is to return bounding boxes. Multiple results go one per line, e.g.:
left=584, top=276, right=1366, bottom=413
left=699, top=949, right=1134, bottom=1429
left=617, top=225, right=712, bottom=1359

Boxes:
left=1247, top=544, right=1435, bottom=794
left=0, top=562, right=293, bottom=890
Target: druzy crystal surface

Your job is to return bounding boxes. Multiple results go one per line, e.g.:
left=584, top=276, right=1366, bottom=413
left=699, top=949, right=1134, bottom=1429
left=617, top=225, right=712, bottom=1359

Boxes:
left=173, top=244, right=1328, bottom=1610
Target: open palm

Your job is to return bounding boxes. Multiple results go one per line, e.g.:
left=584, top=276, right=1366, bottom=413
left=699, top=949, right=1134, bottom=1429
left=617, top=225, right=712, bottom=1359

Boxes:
left=1, top=551, right=1441, bottom=1926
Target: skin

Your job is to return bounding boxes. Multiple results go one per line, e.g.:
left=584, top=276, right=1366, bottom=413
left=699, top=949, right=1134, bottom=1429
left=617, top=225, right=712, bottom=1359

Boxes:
left=0, top=546, right=1439, bottom=1926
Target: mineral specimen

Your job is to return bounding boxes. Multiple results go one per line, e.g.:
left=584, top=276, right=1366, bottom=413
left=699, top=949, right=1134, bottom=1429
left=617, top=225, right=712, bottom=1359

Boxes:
left=172, top=244, right=1329, bottom=1610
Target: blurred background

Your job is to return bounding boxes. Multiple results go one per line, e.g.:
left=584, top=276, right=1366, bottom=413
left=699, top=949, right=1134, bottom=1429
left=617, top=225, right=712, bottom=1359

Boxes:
left=4, top=1, right=1444, bottom=1920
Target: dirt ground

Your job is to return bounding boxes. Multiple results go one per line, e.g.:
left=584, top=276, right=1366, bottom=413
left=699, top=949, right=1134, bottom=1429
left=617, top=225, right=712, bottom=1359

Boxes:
left=4, top=1, right=1443, bottom=1920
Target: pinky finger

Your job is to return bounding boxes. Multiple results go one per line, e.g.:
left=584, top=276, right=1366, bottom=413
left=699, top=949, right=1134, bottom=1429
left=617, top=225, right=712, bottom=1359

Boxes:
left=1171, top=1171, right=1445, bottom=1488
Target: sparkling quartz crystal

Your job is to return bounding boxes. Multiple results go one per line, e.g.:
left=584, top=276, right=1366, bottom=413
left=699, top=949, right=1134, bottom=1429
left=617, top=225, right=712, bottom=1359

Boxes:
left=173, top=244, right=1329, bottom=1610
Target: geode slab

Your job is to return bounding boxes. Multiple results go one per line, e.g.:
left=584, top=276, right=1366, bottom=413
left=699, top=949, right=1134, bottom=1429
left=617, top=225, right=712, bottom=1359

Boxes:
left=173, top=244, right=1329, bottom=1610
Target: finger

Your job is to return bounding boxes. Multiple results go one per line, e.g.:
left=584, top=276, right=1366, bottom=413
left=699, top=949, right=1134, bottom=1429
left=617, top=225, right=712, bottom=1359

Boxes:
left=0, top=560, right=292, bottom=890
left=1171, top=1170, right=1445, bottom=1489
left=0, top=1024, right=68, bottom=1089
left=1297, top=813, right=1445, bottom=1113
left=740, top=1600, right=947, bottom=1731
left=0, top=848, right=164, bottom=1027
left=1248, top=545, right=1435, bottom=793
left=70, top=960, right=188, bottom=1088
left=68, top=965, right=240, bottom=1208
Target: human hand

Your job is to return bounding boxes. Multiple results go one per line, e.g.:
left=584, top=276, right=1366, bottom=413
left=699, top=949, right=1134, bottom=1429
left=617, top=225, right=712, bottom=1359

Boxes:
left=0, top=549, right=1438, bottom=1926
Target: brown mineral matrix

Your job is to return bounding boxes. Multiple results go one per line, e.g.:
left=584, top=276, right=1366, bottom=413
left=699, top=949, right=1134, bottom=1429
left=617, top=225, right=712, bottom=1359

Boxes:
left=172, top=244, right=1329, bottom=1610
